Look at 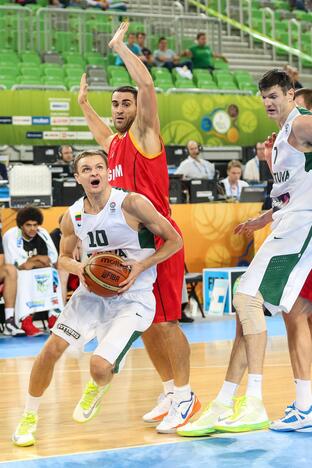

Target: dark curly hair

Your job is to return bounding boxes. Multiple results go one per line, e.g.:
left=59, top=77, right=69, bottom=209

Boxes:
left=16, top=206, right=43, bottom=228
left=258, top=69, right=293, bottom=94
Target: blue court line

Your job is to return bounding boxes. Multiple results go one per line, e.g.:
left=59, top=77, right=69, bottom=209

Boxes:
left=2, top=432, right=311, bottom=468
left=0, top=316, right=286, bottom=360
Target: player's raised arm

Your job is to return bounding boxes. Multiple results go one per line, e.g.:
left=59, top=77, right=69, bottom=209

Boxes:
left=109, top=23, right=160, bottom=136
left=78, top=73, right=115, bottom=153
left=58, top=211, right=85, bottom=284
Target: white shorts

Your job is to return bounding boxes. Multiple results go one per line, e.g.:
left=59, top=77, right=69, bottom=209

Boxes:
left=237, top=212, right=312, bottom=314
left=52, top=286, right=155, bottom=372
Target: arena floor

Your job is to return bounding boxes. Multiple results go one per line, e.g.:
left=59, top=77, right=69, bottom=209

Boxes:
left=1, top=316, right=311, bottom=468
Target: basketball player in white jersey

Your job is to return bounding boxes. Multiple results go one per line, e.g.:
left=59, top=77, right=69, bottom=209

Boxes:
left=179, top=69, right=312, bottom=436
left=12, top=150, right=183, bottom=447
left=180, top=81, right=312, bottom=437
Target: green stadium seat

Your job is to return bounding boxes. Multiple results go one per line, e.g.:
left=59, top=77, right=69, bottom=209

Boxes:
left=43, top=77, right=66, bottom=86
left=21, top=67, right=42, bottom=79
left=54, top=32, right=79, bottom=53
left=85, top=55, right=107, bottom=68
left=66, top=77, right=81, bottom=89
left=107, top=65, right=129, bottom=79
left=154, top=78, right=173, bottom=91
left=109, top=76, right=131, bottom=87
left=0, top=66, right=19, bottom=78
left=43, top=68, right=64, bottom=79
left=20, top=52, right=41, bottom=65
left=0, top=79, right=18, bottom=89
left=213, top=58, right=229, bottom=70
left=197, top=79, right=217, bottom=89
left=127, top=22, right=145, bottom=34
left=19, top=77, right=43, bottom=85
left=63, top=54, right=86, bottom=67
left=151, top=67, right=171, bottom=79
left=239, top=83, right=258, bottom=94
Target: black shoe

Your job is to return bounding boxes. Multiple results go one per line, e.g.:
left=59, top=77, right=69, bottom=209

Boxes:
left=3, top=317, right=26, bottom=336
left=179, top=311, right=194, bottom=323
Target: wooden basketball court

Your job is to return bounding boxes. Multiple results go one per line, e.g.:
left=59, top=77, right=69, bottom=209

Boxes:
left=0, top=336, right=303, bottom=463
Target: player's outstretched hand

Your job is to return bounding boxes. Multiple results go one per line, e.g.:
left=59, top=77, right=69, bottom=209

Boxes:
left=109, top=22, right=129, bottom=50
left=117, top=260, right=143, bottom=293
left=78, top=73, right=88, bottom=106
left=234, top=217, right=265, bottom=239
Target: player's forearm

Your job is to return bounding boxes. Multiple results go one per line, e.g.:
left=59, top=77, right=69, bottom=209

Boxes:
left=58, top=255, right=82, bottom=276
left=139, top=237, right=183, bottom=271
left=259, top=209, right=273, bottom=227
left=113, top=42, right=154, bottom=88
left=80, top=101, right=112, bottom=149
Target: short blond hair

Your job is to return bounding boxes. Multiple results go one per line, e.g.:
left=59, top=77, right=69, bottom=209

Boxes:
left=227, top=160, right=242, bottom=171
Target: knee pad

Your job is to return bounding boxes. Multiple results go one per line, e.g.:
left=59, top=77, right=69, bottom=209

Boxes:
left=233, top=291, right=266, bottom=335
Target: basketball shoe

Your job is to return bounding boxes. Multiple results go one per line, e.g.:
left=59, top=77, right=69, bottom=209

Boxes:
left=270, top=404, right=312, bottom=432
left=177, top=399, right=234, bottom=437
left=3, top=317, right=25, bottom=336
left=156, top=392, right=201, bottom=434
left=21, top=316, right=43, bottom=337
left=73, top=380, right=110, bottom=423
left=12, top=411, right=38, bottom=447
left=142, top=392, right=173, bottom=423
left=214, top=395, right=269, bottom=432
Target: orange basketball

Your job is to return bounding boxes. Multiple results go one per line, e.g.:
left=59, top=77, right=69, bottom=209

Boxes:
left=84, top=253, right=131, bottom=297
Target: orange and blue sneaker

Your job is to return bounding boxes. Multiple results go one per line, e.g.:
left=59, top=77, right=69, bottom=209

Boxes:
left=143, top=392, right=173, bottom=423
left=156, top=392, right=201, bottom=434
left=270, top=404, right=312, bottom=432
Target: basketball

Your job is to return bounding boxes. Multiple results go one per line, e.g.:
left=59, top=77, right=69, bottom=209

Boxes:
left=84, top=252, right=131, bottom=297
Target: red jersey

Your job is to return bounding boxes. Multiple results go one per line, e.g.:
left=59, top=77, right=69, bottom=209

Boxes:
left=108, top=131, right=170, bottom=217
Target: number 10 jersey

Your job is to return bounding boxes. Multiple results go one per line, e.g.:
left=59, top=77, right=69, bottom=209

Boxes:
left=69, top=187, right=157, bottom=292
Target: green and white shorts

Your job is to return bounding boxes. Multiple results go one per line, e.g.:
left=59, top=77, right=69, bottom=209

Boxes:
left=52, top=286, right=155, bottom=372
left=237, top=212, right=312, bottom=314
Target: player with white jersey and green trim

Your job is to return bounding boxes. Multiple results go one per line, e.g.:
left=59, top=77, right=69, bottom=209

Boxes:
left=12, top=150, right=182, bottom=447
left=179, top=69, right=312, bottom=437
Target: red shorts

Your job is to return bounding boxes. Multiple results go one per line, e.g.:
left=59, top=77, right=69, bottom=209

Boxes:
left=299, top=270, right=312, bottom=302
left=153, top=218, right=184, bottom=323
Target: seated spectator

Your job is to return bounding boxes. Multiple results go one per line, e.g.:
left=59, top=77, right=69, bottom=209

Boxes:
left=136, top=32, right=155, bottom=69
left=154, top=37, right=192, bottom=72
left=116, top=32, right=143, bottom=66
left=243, top=142, right=266, bottom=182
left=3, top=207, right=62, bottom=336
left=221, top=160, right=248, bottom=200
left=175, top=141, right=215, bottom=180
left=0, top=231, right=25, bottom=336
left=183, top=32, right=226, bottom=71
left=54, top=145, right=74, bottom=174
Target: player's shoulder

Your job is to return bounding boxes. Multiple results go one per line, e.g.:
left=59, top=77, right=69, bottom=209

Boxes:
left=123, top=191, right=151, bottom=210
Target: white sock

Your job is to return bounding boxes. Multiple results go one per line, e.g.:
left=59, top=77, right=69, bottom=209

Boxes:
left=25, top=394, right=42, bottom=413
left=173, top=384, right=192, bottom=402
left=5, top=308, right=14, bottom=321
left=246, top=374, right=263, bottom=400
left=216, top=381, right=238, bottom=406
left=295, top=379, right=312, bottom=411
left=163, top=379, right=174, bottom=395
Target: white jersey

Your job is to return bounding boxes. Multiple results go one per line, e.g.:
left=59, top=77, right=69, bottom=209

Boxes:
left=271, top=106, right=312, bottom=225
left=69, top=188, right=157, bottom=292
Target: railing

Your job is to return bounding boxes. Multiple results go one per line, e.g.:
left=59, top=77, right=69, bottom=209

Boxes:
left=190, top=0, right=312, bottom=71
left=0, top=6, right=33, bottom=53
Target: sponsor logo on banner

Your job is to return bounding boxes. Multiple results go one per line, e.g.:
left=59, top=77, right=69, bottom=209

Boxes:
left=26, top=132, right=43, bottom=139
left=32, top=116, right=50, bottom=125
left=69, top=117, right=87, bottom=126
left=43, top=131, right=61, bottom=140
left=13, top=116, right=32, bottom=125
left=49, top=101, right=70, bottom=111
left=57, top=323, right=81, bottom=339
left=51, top=116, right=70, bottom=126
left=75, top=131, right=93, bottom=140
left=35, top=273, right=50, bottom=293
left=0, top=116, right=12, bottom=124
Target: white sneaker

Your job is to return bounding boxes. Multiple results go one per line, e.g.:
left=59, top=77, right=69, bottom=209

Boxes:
left=73, top=380, right=110, bottom=423
left=143, top=392, right=173, bottom=423
left=12, top=411, right=38, bottom=447
left=214, top=395, right=269, bottom=433
left=3, top=318, right=26, bottom=337
left=270, top=404, right=312, bottom=432
left=156, top=392, right=201, bottom=434
left=177, top=399, right=233, bottom=437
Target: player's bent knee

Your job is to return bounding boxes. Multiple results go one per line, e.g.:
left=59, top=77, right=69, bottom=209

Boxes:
left=90, top=355, right=113, bottom=382
left=41, top=336, right=68, bottom=362
left=233, top=291, right=266, bottom=335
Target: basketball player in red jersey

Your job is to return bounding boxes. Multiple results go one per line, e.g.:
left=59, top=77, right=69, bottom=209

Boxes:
left=78, top=22, right=200, bottom=433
